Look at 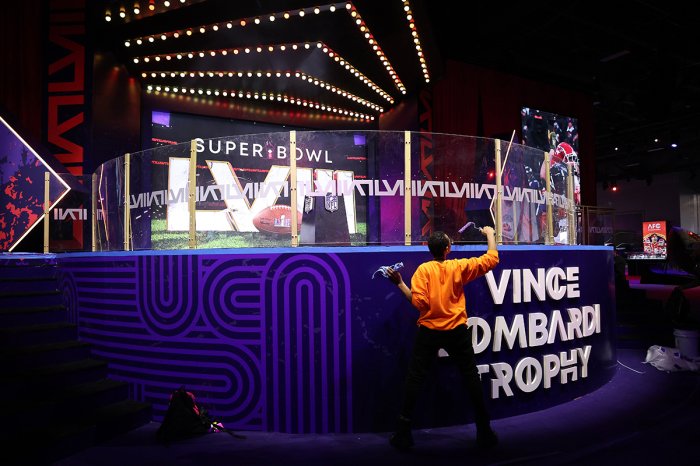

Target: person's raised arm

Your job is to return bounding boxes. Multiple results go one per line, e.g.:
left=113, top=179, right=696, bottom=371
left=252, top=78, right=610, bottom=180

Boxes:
left=482, top=226, right=497, bottom=251
left=386, top=268, right=413, bottom=303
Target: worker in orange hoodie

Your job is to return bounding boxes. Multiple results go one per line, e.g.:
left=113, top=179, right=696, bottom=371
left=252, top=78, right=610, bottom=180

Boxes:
left=385, top=228, right=499, bottom=449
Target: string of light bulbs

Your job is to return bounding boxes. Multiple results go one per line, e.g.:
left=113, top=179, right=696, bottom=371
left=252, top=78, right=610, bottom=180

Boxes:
left=344, top=1, right=406, bottom=94
left=140, top=69, right=385, bottom=112
left=118, top=3, right=403, bottom=98
left=144, top=83, right=375, bottom=120
left=129, top=42, right=394, bottom=103
left=400, top=0, right=429, bottom=83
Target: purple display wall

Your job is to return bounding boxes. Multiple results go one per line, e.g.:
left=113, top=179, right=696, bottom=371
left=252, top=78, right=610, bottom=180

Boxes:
left=57, top=245, right=616, bottom=433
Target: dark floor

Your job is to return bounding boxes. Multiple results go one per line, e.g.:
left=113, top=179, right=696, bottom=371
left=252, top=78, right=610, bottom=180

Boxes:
left=53, top=347, right=700, bottom=466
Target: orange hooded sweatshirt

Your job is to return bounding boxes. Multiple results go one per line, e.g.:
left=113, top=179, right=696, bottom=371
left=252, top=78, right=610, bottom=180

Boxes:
left=410, top=250, right=499, bottom=330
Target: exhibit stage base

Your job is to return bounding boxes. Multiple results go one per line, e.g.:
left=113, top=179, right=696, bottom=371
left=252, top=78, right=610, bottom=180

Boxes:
left=55, top=245, right=616, bottom=434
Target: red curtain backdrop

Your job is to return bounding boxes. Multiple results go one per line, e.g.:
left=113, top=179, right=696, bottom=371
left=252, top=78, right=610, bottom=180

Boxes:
left=0, top=0, right=43, bottom=140
left=433, top=60, right=596, bottom=207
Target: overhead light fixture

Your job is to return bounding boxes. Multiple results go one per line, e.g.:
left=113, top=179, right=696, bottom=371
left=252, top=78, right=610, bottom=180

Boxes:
left=611, top=180, right=617, bottom=191
left=671, top=143, right=678, bottom=148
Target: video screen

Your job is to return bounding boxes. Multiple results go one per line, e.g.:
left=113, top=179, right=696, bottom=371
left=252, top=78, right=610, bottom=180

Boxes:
left=146, top=111, right=372, bottom=249
left=521, top=107, right=580, bottom=205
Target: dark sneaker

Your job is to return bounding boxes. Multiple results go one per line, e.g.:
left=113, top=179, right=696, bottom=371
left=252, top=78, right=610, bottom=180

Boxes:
left=476, top=429, right=498, bottom=448
left=389, top=418, right=415, bottom=450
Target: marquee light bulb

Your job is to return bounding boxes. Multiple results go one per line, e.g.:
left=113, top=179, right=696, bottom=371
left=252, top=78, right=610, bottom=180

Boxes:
left=284, top=11, right=290, bottom=19
left=136, top=39, right=142, bottom=44
left=227, top=22, right=232, bottom=28
left=240, top=19, right=246, bottom=26
left=269, top=14, right=275, bottom=21
left=187, top=29, right=192, bottom=35
left=149, top=36, right=154, bottom=42
left=254, top=16, right=260, bottom=24
left=164, top=0, right=170, bottom=6
left=299, top=8, right=305, bottom=16
left=119, top=9, right=126, bottom=18
left=125, top=41, right=130, bottom=47
left=305, top=42, right=310, bottom=49
left=280, top=44, right=286, bottom=51
left=133, top=7, right=140, bottom=14
left=314, top=6, right=320, bottom=14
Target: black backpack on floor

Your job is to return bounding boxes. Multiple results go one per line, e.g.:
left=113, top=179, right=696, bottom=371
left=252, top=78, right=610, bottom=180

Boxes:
left=156, top=385, right=245, bottom=446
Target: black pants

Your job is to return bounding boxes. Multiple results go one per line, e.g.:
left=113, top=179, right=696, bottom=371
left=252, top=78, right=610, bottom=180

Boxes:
left=400, top=324, right=490, bottom=430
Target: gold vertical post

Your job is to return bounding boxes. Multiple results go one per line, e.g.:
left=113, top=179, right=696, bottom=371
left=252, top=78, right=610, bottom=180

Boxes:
left=92, top=173, right=97, bottom=252
left=545, top=151, right=553, bottom=245
left=495, top=139, right=503, bottom=244
left=290, top=131, right=298, bottom=247
left=404, top=131, right=412, bottom=245
left=44, top=171, right=50, bottom=253
left=189, top=140, right=197, bottom=249
left=124, top=153, right=131, bottom=251
left=567, top=164, right=575, bottom=245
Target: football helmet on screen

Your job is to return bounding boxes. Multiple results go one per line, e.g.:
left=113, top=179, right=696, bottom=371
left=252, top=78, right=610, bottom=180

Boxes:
left=555, top=142, right=579, bottom=170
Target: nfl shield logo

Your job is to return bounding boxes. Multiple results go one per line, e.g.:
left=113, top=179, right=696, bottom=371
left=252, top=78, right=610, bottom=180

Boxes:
left=325, top=194, right=338, bottom=212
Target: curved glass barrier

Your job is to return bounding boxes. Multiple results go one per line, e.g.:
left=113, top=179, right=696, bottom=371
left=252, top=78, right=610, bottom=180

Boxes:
left=92, top=131, right=580, bottom=250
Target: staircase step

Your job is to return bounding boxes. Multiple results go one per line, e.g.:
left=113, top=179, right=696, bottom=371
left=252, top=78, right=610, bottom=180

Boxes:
left=0, top=340, right=91, bottom=371
left=0, top=305, right=68, bottom=327
left=0, top=264, right=57, bottom=280
left=0, top=322, right=77, bottom=349
left=0, top=359, right=108, bottom=400
left=5, top=400, right=152, bottom=465
left=0, top=378, right=130, bottom=438
left=0, top=277, right=58, bottom=294
left=0, top=290, right=62, bottom=308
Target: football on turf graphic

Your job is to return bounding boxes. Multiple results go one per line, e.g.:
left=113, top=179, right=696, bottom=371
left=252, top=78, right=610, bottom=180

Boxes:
left=252, top=205, right=302, bottom=235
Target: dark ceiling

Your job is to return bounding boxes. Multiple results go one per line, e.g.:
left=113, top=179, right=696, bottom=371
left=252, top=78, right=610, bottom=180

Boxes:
left=424, top=0, right=700, bottom=184
left=99, top=0, right=700, bottom=184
